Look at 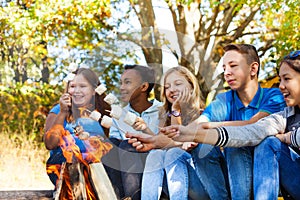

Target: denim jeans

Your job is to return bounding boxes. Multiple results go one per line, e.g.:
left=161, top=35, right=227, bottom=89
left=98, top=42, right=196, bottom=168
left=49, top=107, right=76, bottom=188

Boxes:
left=102, top=138, right=124, bottom=198
left=192, top=144, right=230, bottom=200
left=142, top=148, right=209, bottom=200
left=141, top=149, right=166, bottom=200
left=224, top=146, right=253, bottom=200
left=254, top=137, right=300, bottom=200
left=119, top=140, right=148, bottom=199
left=103, top=139, right=148, bottom=200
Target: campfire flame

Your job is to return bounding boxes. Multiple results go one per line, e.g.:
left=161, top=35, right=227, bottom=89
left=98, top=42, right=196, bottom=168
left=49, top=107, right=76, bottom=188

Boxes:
left=46, top=124, right=113, bottom=199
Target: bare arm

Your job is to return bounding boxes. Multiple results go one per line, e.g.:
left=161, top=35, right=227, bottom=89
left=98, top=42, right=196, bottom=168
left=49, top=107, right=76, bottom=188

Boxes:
left=126, top=132, right=183, bottom=152
left=161, top=123, right=219, bottom=145
left=43, top=93, right=71, bottom=149
left=197, top=111, right=270, bottom=129
left=43, top=111, right=69, bottom=150
left=162, top=112, right=270, bottom=145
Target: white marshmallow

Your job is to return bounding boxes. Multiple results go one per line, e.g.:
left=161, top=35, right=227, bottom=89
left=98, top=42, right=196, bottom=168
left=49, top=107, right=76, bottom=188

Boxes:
left=104, top=93, right=118, bottom=105
left=89, top=110, right=102, bottom=121
left=110, top=105, right=123, bottom=120
left=95, top=84, right=107, bottom=95
left=101, top=115, right=113, bottom=129
left=124, top=112, right=137, bottom=126
left=63, top=73, right=75, bottom=83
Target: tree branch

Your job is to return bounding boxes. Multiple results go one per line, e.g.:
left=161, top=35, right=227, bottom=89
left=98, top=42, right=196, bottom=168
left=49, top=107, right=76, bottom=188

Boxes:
left=204, top=4, right=220, bottom=49
left=232, top=5, right=260, bottom=40
left=219, top=3, right=238, bottom=34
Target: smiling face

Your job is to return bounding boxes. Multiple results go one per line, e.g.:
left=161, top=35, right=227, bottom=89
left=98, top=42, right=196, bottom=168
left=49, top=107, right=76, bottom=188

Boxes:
left=120, top=69, right=143, bottom=103
left=164, top=71, right=192, bottom=104
left=279, top=62, right=300, bottom=108
left=223, top=50, right=256, bottom=91
left=69, top=74, right=95, bottom=107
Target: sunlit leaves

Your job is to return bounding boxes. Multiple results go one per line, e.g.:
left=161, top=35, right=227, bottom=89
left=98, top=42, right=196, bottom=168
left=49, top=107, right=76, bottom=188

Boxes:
left=0, top=0, right=112, bottom=83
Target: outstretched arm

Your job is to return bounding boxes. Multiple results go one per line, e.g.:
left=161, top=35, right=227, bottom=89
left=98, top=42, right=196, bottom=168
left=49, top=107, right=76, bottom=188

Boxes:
left=126, top=132, right=183, bottom=152
left=201, top=111, right=270, bottom=129
left=160, top=123, right=219, bottom=145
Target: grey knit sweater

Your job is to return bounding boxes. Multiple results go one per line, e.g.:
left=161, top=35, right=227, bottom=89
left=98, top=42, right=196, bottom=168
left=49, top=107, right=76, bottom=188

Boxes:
left=215, top=106, right=300, bottom=148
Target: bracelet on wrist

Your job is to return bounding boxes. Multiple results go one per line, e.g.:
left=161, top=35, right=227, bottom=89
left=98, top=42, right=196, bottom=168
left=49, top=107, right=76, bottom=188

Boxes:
left=168, top=110, right=181, bottom=117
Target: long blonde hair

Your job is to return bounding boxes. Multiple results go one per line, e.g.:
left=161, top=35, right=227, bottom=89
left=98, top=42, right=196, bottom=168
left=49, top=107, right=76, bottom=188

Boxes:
left=159, top=66, right=204, bottom=126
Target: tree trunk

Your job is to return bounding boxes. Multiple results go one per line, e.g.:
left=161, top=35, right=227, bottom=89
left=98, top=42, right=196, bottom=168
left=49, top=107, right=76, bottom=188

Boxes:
left=130, top=0, right=163, bottom=100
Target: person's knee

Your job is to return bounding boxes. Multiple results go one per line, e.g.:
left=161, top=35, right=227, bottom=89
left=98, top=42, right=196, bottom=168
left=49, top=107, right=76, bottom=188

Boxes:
left=147, top=150, right=165, bottom=162
left=255, top=136, right=282, bottom=153
left=259, top=136, right=281, bottom=147
left=143, top=150, right=165, bottom=173
left=192, top=144, right=219, bottom=160
left=164, top=148, right=190, bottom=166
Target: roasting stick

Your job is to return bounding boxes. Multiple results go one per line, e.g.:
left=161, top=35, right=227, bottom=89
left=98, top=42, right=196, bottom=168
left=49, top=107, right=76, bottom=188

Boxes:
left=78, top=107, right=127, bottom=134
left=112, top=123, right=127, bottom=134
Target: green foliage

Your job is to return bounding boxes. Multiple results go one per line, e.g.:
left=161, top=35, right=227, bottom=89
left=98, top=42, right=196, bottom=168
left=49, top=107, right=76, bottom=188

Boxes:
left=273, top=0, right=300, bottom=56
left=0, top=0, right=112, bottom=83
left=0, top=83, right=64, bottom=144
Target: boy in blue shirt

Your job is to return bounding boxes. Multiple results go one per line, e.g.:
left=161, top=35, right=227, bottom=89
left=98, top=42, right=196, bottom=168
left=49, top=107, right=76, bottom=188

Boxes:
left=194, top=44, right=286, bottom=199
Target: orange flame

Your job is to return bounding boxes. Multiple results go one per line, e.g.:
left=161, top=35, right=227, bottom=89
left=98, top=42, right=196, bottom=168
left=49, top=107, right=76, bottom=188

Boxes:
left=46, top=124, right=113, bottom=199
left=83, top=136, right=113, bottom=163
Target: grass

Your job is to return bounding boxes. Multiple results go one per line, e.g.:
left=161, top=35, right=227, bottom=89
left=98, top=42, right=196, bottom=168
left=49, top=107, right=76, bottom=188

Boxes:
left=0, top=130, right=53, bottom=190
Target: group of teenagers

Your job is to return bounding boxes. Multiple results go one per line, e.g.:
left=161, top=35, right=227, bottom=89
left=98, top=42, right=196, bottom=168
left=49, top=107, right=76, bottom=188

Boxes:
left=43, top=43, right=300, bottom=200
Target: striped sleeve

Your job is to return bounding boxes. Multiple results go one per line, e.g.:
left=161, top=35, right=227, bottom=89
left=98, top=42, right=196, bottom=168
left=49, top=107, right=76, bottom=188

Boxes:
left=290, top=129, right=300, bottom=148
left=214, top=127, right=229, bottom=147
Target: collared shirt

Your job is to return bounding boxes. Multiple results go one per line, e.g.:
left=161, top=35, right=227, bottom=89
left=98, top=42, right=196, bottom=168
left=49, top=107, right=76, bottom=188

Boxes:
left=201, top=85, right=286, bottom=122
left=109, top=99, right=162, bottom=140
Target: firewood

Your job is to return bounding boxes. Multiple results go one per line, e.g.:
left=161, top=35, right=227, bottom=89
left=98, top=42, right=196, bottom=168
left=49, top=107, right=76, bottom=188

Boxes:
left=68, top=162, right=87, bottom=200
left=89, top=162, right=118, bottom=200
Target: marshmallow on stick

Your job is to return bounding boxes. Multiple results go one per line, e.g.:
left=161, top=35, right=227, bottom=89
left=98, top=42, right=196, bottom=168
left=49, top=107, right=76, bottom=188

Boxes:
left=89, top=110, right=102, bottom=121
left=110, top=105, right=123, bottom=120
left=95, top=84, right=107, bottom=96
left=101, top=115, right=113, bottom=129
left=104, top=93, right=118, bottom=105
left=63, top=73, right=75, bottom=83
left=124, top=112, right=137, bottom=126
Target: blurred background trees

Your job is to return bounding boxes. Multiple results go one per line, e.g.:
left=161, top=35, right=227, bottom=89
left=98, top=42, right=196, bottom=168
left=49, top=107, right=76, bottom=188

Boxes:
left=0, top=0, right=299, bottom=141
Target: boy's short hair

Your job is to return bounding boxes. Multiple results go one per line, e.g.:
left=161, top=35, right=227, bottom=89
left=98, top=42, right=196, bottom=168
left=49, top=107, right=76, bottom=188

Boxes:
left=224, top=44, right=260, bottom=76
left=124, top=64, right=156, bottom=95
